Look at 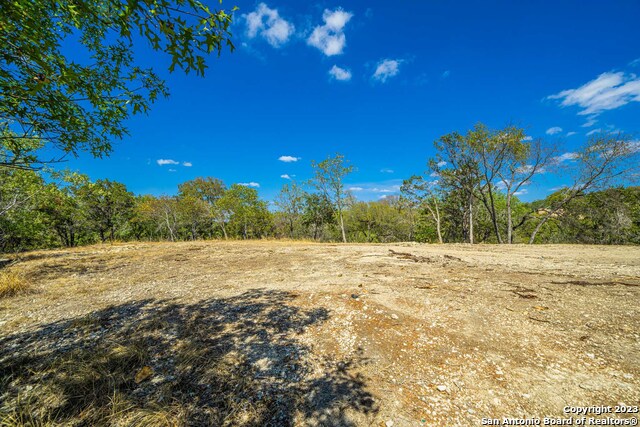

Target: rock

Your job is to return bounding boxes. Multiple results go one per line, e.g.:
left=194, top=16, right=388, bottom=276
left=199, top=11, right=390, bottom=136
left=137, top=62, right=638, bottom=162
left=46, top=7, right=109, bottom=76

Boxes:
left=391, top=314, right=399, bottom=320
left=437, top=385, right=447, bottom=392
left=386, top=420, right=394, bottom=427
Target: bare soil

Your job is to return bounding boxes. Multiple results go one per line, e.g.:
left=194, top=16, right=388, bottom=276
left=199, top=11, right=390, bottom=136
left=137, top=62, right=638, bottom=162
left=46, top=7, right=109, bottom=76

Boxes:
left=1, top=241, right=639, bottom=426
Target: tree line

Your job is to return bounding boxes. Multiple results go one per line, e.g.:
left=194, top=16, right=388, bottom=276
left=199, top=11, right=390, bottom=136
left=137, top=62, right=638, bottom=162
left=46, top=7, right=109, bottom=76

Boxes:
left=1, top=124, right=638, bottom=252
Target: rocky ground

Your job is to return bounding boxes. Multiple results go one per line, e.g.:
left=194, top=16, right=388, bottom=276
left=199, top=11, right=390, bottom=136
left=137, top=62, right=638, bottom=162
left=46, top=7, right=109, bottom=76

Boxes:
left=0, top=241, right=638, bottom=426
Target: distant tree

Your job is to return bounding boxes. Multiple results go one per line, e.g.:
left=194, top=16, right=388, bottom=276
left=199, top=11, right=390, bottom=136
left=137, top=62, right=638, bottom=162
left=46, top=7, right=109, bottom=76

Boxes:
left=1, top=0, right=235, bottom=169
left=301, top=194, right=335, bottom=241
left=401, top=175, right=443, bottom=243
left=217, top=184, right=271, bottom=239
left=77, top=179, right=135, bottom=242
left=529, top=133, right=640, bottom=243
left=178, top=177, right=226, bottom=238
left=311, top=154, right=354, bottom=243
left=274, top=182, right=306, bottom=239
left=433, top=131, right=481, bottom=243
left=39, top=172, right=91, bottom=247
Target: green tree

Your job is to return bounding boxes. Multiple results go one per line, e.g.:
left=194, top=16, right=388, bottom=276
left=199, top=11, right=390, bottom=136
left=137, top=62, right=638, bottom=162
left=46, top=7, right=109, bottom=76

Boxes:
left=178, top=177, right=227, bottom=238
left=1, top=0, right=235, bottom=168
left=529, top=133, right=639, bottom=243
left=78, top=179, right=135, bottom=242
left=401, top=175, right=443, bottom=243
left=310, top=154, right=354, bottom=243
left=217, top=184, right=271, bottom=239
left=301, top=194, right=335, bottom=241
left=274, top=182, right=306, bottom=239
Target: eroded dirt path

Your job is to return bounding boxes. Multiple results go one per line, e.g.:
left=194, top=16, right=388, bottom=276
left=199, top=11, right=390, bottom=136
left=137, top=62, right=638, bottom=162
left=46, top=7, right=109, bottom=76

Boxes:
left=1, top=242, right=638, bottom=426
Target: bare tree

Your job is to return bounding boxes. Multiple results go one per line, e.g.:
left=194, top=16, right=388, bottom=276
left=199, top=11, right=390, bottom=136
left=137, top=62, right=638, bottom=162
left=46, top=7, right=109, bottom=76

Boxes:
left=311, top=154, right=354, bottom=243
left=497, top=138, right=556, bottom=243
left=274, top=182, right=306, bottom=239
left=529, top=133, right=639, bottom=244
left=400, top=175, right=443, bottom=243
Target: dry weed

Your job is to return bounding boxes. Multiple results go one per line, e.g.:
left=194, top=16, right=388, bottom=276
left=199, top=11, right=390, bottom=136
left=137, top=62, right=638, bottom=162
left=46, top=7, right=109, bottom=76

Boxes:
left=0, top=270, right=30, bottom=298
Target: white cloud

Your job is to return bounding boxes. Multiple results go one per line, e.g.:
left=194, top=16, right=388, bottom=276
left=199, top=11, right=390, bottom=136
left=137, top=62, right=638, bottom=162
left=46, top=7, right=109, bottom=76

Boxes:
left=239, top=182, right=260, bottom=188
left=168, top=169, right=177, bottom=173
left=582, top=117, right=598, bottom=127
left=307, top=8, right=353, bottom=56
left=566, top=132, right=577, bottom=137
left=157, top=159, right=179, bottom=166
left=514, top=188, right=528, bottom=196
left=586, top=128, right=602, bottom=136
left=554, top=152, right=578, bottom=163
left=244, top=3, right=295, bottom=48
left=429, top=171, right=440, bottom=178
left=348, top=187, right=364, bottom=191
left=548, top=71, right=640, bottom=116
left=280, top=174, right=292, bottom=180
left=182, top=162, right=192, bottom=167
left=442, top=70, right=451, bottom=79
left=546, top=126, right=563, bottom=135
left=278, top=155, right=300, bottom=162
left=522, top=136, right=533, bottom=141
left=329, top=65, right=352, bottom=81
left=373, top=59, right=401, bottom=82
left=380, top=168, right=394, bottom=173
left=437, top=161, right=447, bottom=167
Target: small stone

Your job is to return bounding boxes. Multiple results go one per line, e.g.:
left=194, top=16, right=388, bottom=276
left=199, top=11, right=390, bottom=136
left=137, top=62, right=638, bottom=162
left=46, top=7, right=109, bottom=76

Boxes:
left=437, top=385, right=447, bottom=392
left=386, top=421, right=394, bottom=427
left=391, top=314, right=399, bottom=320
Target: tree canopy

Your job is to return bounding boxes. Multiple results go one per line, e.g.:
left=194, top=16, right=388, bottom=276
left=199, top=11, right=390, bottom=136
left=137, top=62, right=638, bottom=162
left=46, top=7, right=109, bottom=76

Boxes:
left=0, top=0, right=236, bottom=169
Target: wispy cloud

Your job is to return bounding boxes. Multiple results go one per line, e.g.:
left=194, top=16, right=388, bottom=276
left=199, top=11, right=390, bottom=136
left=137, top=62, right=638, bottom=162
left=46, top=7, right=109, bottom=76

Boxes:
left=548, top=71, right=640, bottom=116
left=586, top=128, right=602, bottom=136
left=514, top=188, right=528, bottom=196
left=168, top=169, right=177, bottom=173
left=380, top=168, right=394, bottom=173
left=329, top=65, right=352, bottom=81
left=280, top=174, right=292, bottom=180
left=566, top=132, right=577, bottom=137
left=239, top=182, right=260, bottom=188
left=307, top=8, right=353, bottom=56
left=437, top=161, right=447, bottom=167
left=348, top=187, right=364, bottom=191
left=554, top=152, right=578, bottom=163
left=522, top=136, right=533, bottom=141
left=182, top=162, right=193, bottom=167
left=157, top=159, right=179, bottom=166
left=244, top=3, right=295, bottom=48
left=582, top=117, right=598, bottom=127
left=441, top=70, right=451, bottom=79
left=546, top=126, right=563, bottom=135
left=278, top=155, right=301, bottom=162
left=373, top=59, right=401, bottom=82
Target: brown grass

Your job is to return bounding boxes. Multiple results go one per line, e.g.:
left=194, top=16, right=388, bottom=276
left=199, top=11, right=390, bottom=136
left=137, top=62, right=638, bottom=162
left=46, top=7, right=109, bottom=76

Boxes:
left=0, top=270, right=30, bottom=298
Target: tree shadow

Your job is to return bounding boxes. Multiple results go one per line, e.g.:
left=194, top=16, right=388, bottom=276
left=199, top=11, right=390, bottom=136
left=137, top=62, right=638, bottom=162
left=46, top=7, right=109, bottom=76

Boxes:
left=0, top=289, right=378, bottom=426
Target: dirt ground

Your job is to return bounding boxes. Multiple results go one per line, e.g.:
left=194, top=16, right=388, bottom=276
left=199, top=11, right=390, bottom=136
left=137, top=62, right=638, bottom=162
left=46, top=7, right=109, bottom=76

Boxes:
left=1, top=241, right=639, bottom=426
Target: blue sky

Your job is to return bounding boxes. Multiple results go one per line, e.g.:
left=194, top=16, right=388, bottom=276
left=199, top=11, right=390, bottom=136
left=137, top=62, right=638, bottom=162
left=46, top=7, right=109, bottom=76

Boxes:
left=59, top=0, right=640, bottom=202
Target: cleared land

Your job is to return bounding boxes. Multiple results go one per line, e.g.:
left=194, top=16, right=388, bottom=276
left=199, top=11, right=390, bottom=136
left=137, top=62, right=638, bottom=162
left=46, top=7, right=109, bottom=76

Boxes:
left=0, top=242, right=639, bottom=426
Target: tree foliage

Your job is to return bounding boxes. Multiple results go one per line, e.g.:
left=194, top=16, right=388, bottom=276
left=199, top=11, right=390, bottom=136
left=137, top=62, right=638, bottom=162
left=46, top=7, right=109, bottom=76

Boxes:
left=1, top=0, right=235, bottom=168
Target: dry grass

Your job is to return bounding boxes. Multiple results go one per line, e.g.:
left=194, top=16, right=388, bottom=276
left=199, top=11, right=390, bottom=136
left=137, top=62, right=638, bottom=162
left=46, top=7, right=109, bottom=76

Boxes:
left=1, top=242, right=639, bottom=426
left=0, top=270, right=30, bottom=298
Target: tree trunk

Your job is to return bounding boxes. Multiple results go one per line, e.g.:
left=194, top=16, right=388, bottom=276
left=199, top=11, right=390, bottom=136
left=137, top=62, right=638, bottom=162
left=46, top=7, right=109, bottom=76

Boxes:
left=434, top=199, right=443, bottom=244
left=468, top=196, right=474, bottom=244
left=339, top=210, right=347, bottom=243
left=506, top=194, right=513, bottom=244
left=529, top=217, right=550, bottom=244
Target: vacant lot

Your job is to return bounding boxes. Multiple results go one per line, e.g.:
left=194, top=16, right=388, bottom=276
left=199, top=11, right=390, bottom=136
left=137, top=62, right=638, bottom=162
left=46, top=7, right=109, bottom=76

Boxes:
left=1, top=242, right=639, bottom=426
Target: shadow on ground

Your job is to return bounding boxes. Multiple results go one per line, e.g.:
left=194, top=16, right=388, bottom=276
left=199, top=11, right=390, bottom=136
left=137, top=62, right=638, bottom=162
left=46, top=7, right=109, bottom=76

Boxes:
left=0, top=289, right=377, bottom=426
